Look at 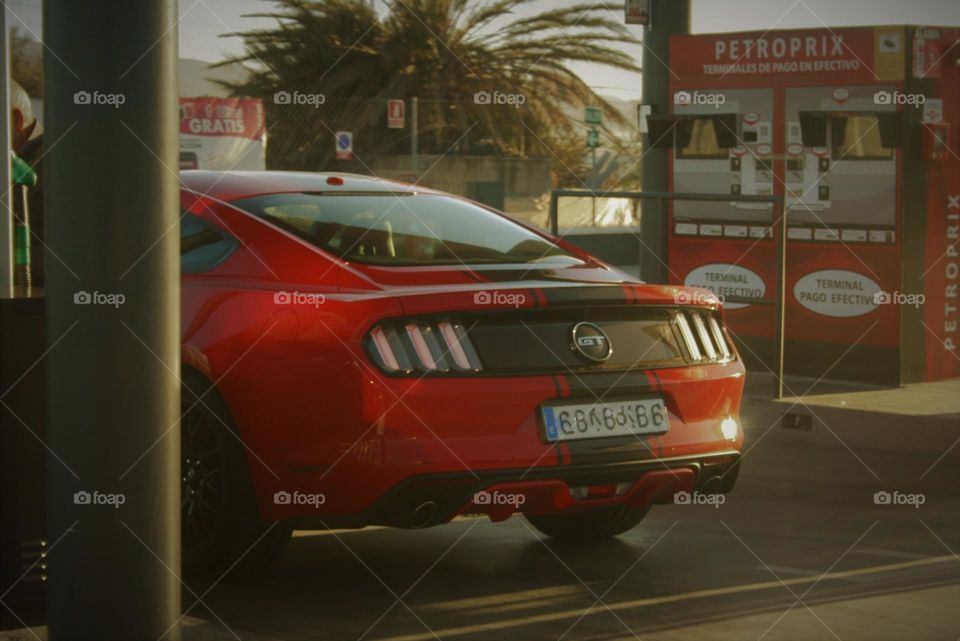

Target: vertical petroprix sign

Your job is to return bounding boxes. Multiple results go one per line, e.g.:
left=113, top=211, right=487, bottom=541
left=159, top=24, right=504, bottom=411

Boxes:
left=669, top=27, right=903, bottom=83
left=924, top=180, right=960, bottom=380
left=179, top=97, right=266, bottom=170
left=921, top=27, right=959, bottom=381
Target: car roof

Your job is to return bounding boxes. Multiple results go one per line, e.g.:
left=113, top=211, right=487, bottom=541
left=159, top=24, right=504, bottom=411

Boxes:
left=180, top=170, right=438, bottom=202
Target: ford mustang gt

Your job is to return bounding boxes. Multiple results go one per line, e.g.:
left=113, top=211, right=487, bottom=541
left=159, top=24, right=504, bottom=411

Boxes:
left=178, top=171, right=744, bottom=576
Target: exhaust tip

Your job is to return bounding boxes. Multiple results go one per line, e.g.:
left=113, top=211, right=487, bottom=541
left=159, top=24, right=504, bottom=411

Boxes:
left=411, top=500, right=438, bottom=529
left=701, top=475, right=722, bottom=495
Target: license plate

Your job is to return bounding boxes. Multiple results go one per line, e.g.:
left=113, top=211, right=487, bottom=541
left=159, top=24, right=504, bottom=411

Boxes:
left=541, top=398, right=668, bottom=443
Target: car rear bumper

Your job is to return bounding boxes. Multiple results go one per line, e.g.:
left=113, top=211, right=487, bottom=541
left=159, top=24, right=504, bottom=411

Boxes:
left=284, top=450, right=741, bottom=530
left=246, top=360, right=745, bottom=522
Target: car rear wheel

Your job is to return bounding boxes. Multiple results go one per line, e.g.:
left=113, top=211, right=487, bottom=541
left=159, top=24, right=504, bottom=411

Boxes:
left=526, top=504, right=651, bottom=541
left=181, top=376, right=291, bottom=578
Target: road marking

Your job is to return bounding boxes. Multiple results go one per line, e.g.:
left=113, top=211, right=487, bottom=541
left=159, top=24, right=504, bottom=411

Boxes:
left=423, top=585, right=584, bottom=611
left=753, top=565, right=820, bottom=577
left=753, top=564, right=876, bottom=583
left=373, top=555, right=959, bottom=641
left=855, top=548, right=937, bottom=561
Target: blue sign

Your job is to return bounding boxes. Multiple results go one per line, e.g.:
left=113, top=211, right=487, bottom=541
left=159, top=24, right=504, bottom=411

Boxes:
left=335, top=131, right=353, bottom=159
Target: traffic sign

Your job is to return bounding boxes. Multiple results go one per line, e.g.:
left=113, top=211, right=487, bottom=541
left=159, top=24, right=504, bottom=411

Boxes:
left=335, top=131, right=353, bottom=160
left=923, top=98, right=944, bottom=124
left=387, top=99, right=405, bottom=128
left=585, top=106, right=603, bottom=125
left=587, top=129, right=601, bottom=149
left=625, top=0, right=651, bottom=25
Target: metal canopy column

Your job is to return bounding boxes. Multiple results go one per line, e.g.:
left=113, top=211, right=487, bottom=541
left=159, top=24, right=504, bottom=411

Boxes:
left=44, top=1, right=181, bottom=638
left=640, top=0, right=690, bottom=283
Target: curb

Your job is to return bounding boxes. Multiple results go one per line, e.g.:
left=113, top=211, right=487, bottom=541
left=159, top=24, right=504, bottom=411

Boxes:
left=743, top=396, right=960, bottom=457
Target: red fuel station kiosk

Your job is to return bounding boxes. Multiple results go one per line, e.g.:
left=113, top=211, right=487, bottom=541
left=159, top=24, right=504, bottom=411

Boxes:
left=659, top=25, right=959, bottom=384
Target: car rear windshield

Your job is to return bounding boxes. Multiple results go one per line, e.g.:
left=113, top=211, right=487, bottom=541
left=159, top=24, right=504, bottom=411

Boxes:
left=231, top=192, right=582, bottom=266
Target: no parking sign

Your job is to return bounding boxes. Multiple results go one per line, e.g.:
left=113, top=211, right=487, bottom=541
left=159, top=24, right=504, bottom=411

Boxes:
left=387, top=100, right=405, bottom=128
left=335, top=131, right=353, bottom=160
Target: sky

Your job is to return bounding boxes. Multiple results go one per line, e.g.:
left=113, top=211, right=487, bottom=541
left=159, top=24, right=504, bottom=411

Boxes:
left=6, top=0, right=960, bottom=100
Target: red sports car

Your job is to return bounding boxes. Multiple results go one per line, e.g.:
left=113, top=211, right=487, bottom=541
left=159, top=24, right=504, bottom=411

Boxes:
left=178, top=171, right=744, bottom=576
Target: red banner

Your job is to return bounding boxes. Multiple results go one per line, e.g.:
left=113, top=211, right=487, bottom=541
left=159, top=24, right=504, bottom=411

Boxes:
left=179, top=97, right=265, bottom=140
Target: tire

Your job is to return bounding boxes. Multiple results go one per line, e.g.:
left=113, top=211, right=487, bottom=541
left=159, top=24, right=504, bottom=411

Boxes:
left=526, top=504, right=651, bottom=541
left=181, top=374, right=292, bottom=578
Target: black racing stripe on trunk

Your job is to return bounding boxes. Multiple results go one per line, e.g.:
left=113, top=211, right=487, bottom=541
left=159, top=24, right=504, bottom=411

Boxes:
left=467, top=269, right=569, bottom=283
left=551, top=375, right=564, bottom=398
left=531, top=288, right=545, bottom=307
left=650, top=369, right=664, bottom=391
left=539, top=285, right=629, bottom=307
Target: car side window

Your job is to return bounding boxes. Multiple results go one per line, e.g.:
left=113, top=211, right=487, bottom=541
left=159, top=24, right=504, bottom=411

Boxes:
left=181, top=214, right=238, bottom=273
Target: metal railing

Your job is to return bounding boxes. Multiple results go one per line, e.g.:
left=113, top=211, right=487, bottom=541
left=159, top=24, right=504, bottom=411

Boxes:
left=549, top=189, right=787, bottom=398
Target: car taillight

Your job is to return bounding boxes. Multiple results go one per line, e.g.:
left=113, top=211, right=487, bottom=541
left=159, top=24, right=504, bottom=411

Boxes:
left=690, top=312, right=717, bottom=360
left=674, top=310, right=733, bottom=364
left=368, top=326, right=413, bottom=372
left=367, top=320, right=482, bottom=374
left=707, top=315, right=733, bottom=360
left=674, top=312, right=701, bottom=361
left=437, top=321, right=481, bottom=371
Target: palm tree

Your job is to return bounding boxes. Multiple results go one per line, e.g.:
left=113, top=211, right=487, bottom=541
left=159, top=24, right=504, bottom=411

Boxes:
left=218, top=0, right=641, bottom=177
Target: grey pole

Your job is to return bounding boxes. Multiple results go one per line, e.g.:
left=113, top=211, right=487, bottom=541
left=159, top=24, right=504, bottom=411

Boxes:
left=774, top=198, right=787, bottom=399
left=639, top=0, right=689, bottom=283
left=0, top=1, right=13, bottom=296
left=44, top=1, right=181, bottom=640
left=411, top=96, right=419, bottom=178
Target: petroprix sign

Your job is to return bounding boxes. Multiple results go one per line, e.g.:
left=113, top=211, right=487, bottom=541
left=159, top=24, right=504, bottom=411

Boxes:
left=669, top=27, right=903, bottom=83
